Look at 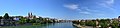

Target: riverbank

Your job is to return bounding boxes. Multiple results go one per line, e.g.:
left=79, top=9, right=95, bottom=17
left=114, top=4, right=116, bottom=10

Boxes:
left=72, top=19, right=120, bottom=28
left=73, top=24, right=93, bottom=28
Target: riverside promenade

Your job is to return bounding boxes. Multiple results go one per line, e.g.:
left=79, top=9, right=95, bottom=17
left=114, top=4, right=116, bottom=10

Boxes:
left=73, top=24, right=93, bottom=28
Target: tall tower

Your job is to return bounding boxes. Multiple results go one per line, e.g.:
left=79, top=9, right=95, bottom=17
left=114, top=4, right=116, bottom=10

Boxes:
left=28, top=12, right=33, bottom=19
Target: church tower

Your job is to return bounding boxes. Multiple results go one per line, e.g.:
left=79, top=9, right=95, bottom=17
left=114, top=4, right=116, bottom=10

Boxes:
left=28, top=12, right=33, bottom=19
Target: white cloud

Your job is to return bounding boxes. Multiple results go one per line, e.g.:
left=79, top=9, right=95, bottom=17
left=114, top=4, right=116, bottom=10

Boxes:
left=64, top=4, right=92, bottom=15
left=77, top=0, right=115, bottom=15
left=79, top=11, right=91, bottom=15
left=101, top=0, right=114, bottom=7
left=98, top=0, right=114, bottom=10
left=106, top=0, right=114, bottom=4
left=79, top=7, right=91, bottom=15
left=81, top=7, right=99, bottom=12
left=79, top=7, right=101, bottom=15
left=97, top=14, right=105, bottom=16
left=64, top=4, right=79, bottom=10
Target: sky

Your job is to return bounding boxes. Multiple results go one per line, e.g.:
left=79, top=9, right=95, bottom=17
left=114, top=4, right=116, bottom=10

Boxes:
left=0, top=0, right=120, bottom=20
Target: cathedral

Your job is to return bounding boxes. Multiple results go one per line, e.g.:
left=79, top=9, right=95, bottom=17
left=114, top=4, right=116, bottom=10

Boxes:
left=28, top=12, right=36, bottom=19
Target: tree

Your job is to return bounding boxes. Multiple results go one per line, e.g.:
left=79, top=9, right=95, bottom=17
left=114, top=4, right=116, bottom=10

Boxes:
left=0, top=16, right=2, bottom=19
left=4, top=13, right=9, bottom=19
left=111, top=20, right=119, bottom=28
left=100, top=22, right=108, bottom=28
left=19, top=17, right=27, bottom=24
left=85, top=21, right=96, bottom=26
left=99, top=19, right=111, bottom=28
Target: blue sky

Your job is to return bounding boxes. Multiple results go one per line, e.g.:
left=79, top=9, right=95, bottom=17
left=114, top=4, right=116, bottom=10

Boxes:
left=0, top=0, right=119, bottom=20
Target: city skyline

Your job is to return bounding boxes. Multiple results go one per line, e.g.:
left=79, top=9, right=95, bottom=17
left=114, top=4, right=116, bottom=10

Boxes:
left=0, top=0, right=120, bottom=20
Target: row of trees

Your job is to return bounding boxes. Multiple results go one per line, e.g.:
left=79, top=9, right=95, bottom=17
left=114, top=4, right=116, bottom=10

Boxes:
left=18, top=17, right=56, bottom=25
left=72, top=19, right=120, bottom=28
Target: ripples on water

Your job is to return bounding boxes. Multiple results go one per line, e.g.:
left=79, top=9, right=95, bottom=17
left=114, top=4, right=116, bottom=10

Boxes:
left=0, top=22, right=76, bottom=28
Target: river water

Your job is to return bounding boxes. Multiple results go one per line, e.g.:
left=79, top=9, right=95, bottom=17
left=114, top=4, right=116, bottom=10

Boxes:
left=0, top=22, right=76, bottom=28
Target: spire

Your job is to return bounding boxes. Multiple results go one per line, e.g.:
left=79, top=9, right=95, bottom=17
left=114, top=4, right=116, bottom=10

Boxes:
left=28, top=12, right=34, bottom=19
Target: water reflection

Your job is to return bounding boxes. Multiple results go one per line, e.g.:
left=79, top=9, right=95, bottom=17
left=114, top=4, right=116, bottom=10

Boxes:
left=1, top=22, right=76, bottom=28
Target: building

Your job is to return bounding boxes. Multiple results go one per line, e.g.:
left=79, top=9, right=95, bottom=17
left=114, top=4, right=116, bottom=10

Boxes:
left=13, top=17, right=20, bottom=21
left=118, top=16, right=120, bottom=19
left=28, top=12, right=36, bottom=19
left=118, top=16, right=120, bottom=21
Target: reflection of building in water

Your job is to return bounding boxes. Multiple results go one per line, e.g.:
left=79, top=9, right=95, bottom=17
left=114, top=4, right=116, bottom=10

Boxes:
left=28, top=12, right=36, bottom=19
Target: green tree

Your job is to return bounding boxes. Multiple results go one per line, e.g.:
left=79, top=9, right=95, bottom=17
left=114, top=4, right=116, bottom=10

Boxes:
left=80, top=21, right=85, bottom=26
left=111, top=20, right=119, bottom=28
left=4, top=13, right=9, bottom=19
left=99, top=19, right=110, bottom=28
left=85, top=21, right=96, bottom=26
left=99, top=22, right=108, bottom=28
left=19, top=17, right=27, bottom=24
left=0, top=16, right=2, bottom=19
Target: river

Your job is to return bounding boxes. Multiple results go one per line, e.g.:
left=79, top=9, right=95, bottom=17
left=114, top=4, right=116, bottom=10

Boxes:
left=0, top=22, right=76, bottom=28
